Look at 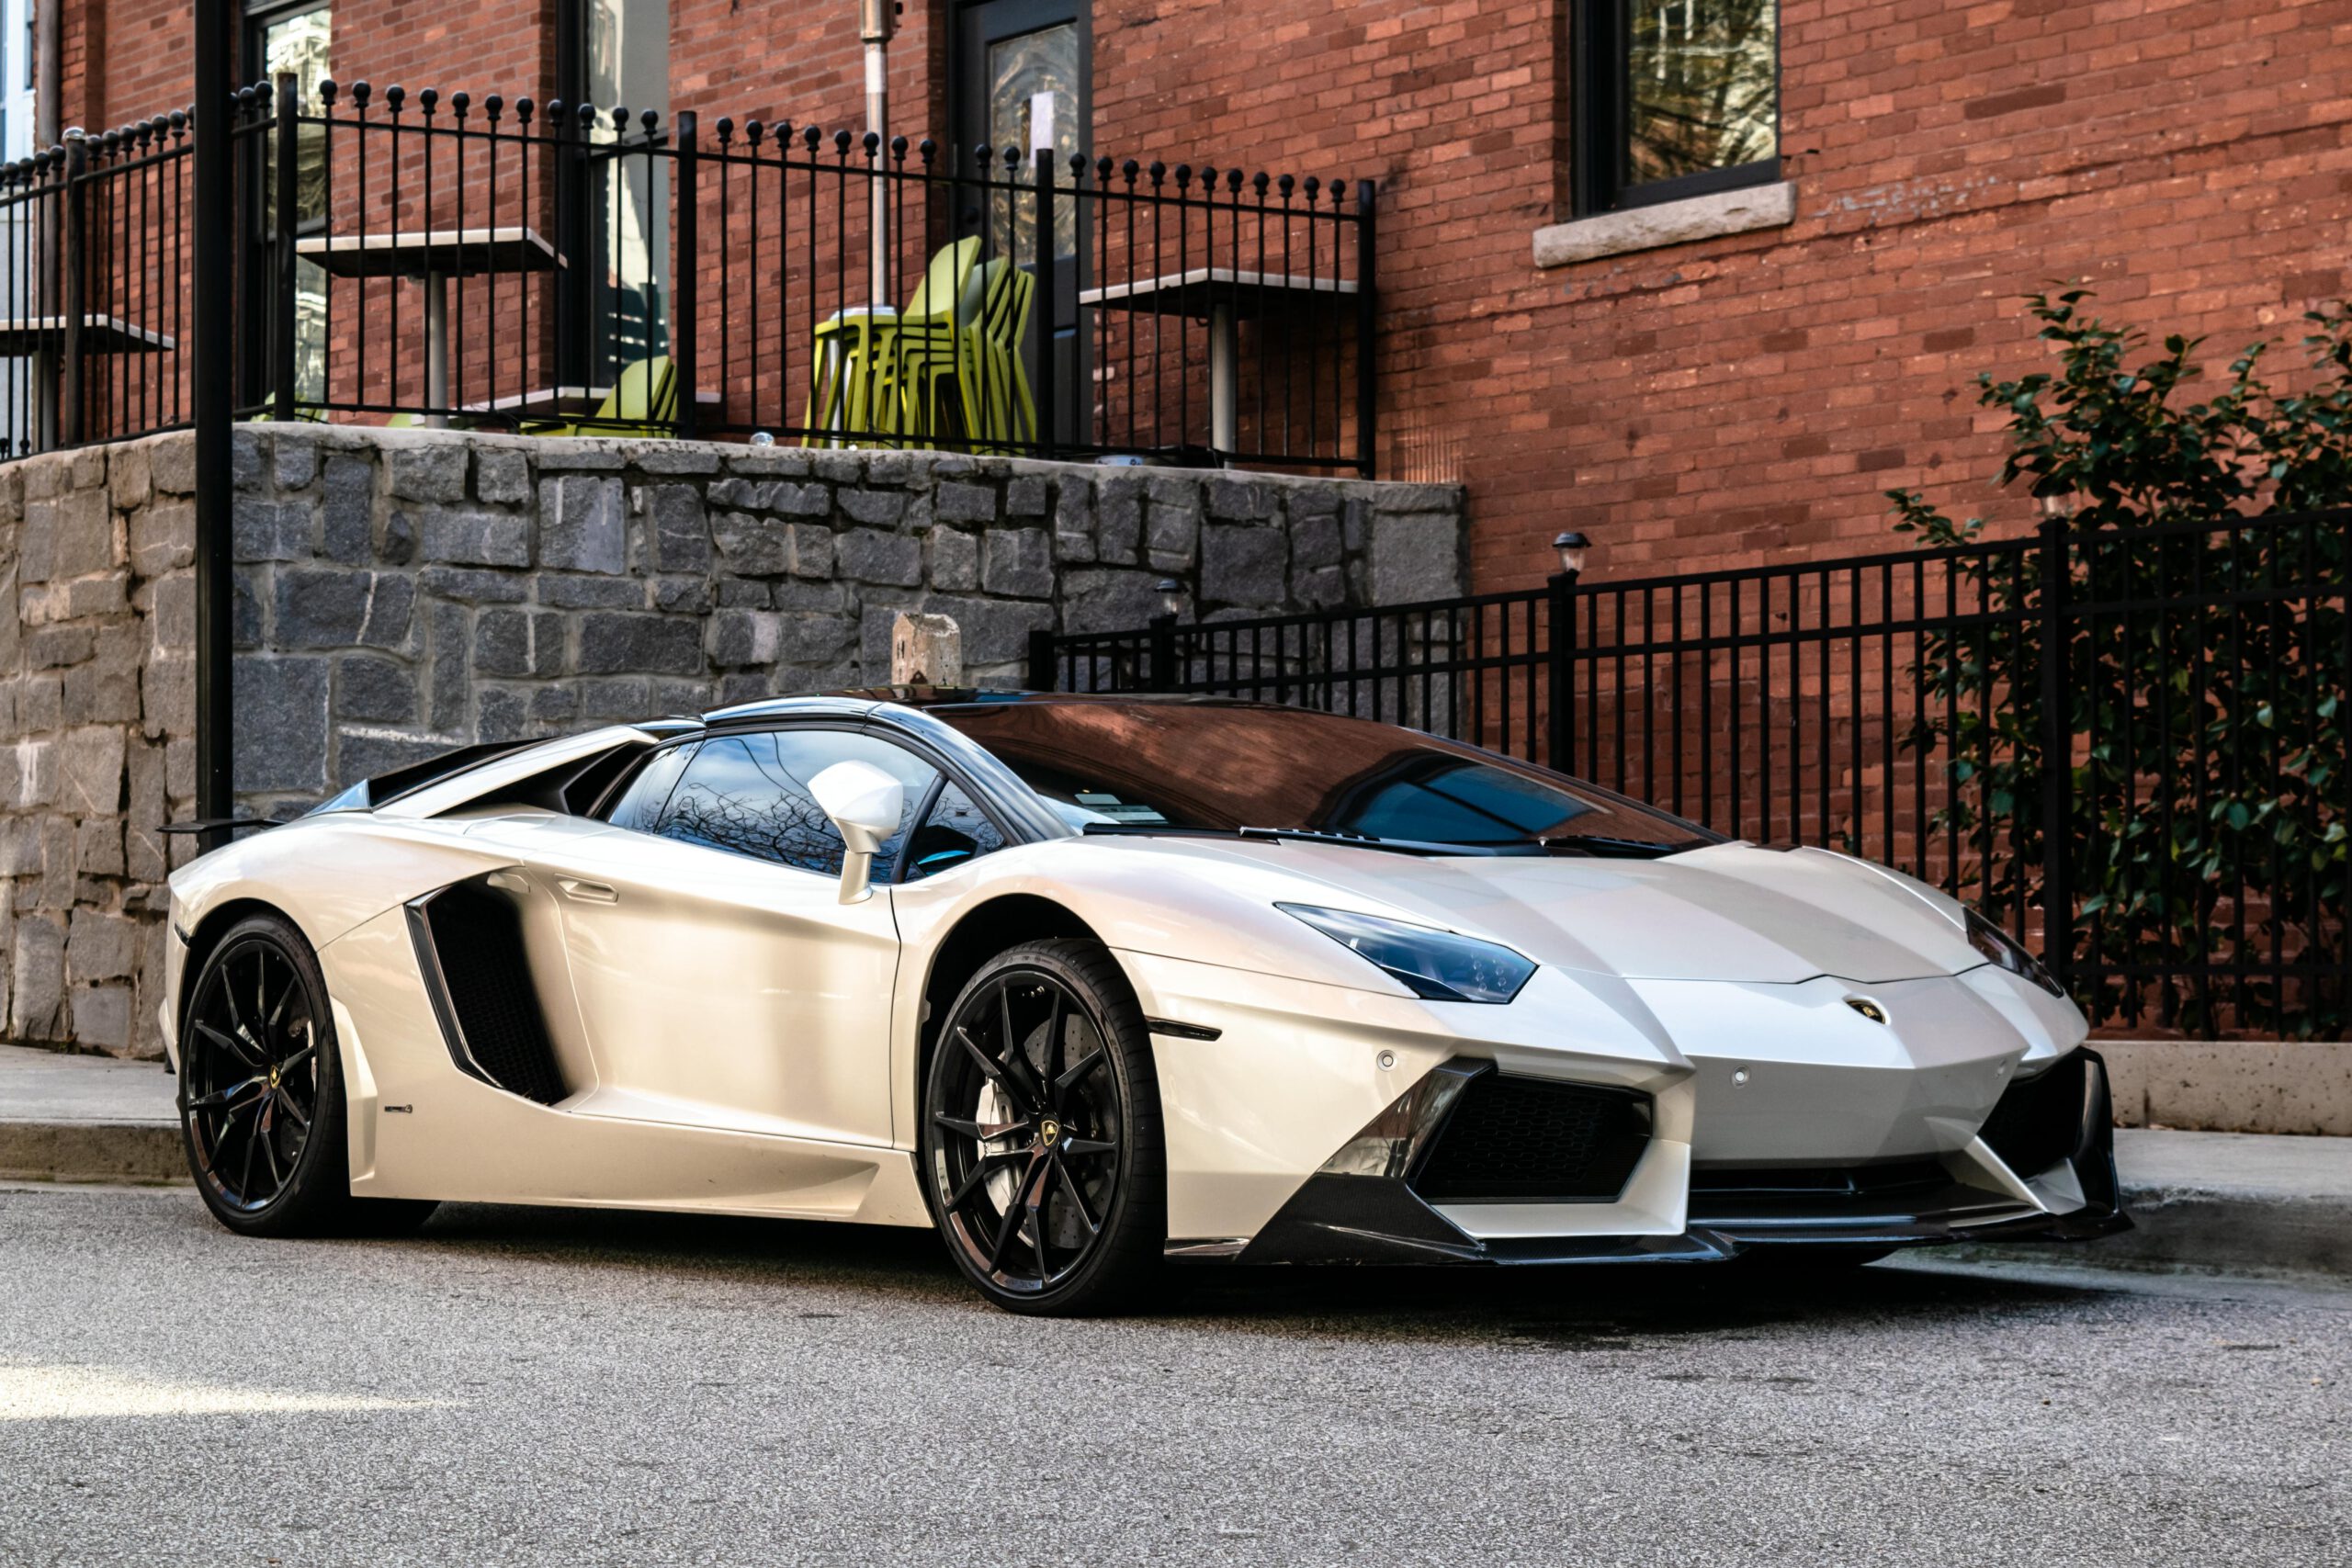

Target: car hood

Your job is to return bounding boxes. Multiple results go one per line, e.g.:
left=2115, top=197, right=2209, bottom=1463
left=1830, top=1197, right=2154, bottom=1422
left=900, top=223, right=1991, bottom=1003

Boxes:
left=1168, top=840, right=1982, bottom=986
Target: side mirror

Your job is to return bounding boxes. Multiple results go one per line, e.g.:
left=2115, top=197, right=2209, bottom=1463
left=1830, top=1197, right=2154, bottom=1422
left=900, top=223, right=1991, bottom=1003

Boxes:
left=808, top=761, right=906, bottom=905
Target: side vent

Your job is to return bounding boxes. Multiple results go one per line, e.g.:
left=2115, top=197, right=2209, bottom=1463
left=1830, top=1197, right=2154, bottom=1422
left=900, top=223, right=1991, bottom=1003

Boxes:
left=1409, top=1073, right=1651, bottom=1204
left=406, top=880, right=568, bottom=1105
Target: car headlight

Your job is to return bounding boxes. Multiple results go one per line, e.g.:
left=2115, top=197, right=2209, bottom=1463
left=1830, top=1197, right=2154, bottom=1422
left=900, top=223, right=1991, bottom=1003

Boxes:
left=1279, top=904, right=1536, bottom=1004
left=1965, top=908, right=2064, bottom=997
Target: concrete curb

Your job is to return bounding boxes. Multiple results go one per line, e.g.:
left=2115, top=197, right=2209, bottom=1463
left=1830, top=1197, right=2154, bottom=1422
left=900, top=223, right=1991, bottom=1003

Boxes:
left=0, top=1121, right=187, bottom=1185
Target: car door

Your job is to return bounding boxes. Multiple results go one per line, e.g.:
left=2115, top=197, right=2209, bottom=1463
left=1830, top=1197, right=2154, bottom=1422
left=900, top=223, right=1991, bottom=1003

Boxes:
left=522, top=726, right=937, bottom=1147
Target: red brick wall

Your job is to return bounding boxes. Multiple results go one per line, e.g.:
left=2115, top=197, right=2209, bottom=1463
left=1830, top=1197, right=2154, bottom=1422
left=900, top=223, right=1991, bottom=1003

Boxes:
left=54, top=0, right=2352, bottom=592
left=1091, top=0, right=2352, bottom=591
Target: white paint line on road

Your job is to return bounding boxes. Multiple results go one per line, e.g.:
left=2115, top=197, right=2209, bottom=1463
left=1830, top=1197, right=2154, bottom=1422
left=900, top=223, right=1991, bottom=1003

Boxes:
left=0, top=1362, right=454, bottom=1422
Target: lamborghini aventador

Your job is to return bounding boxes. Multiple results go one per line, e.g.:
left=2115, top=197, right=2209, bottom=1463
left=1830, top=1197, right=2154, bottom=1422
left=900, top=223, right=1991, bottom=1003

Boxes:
left=163, top=694, right=2125, bottom=1313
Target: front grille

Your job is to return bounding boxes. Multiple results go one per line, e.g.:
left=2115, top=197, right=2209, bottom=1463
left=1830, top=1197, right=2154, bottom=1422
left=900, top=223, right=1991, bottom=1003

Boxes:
left=1409, top=1074, right=1650, bottom=1203
left=416, top=881, right=567, bottom=1105
left=1690, top=1161, right=1950, bottom=1200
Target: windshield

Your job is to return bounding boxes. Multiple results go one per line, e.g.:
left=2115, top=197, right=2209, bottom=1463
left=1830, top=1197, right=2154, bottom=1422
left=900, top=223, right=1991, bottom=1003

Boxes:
left=931, top=700, right=1717, bottom=853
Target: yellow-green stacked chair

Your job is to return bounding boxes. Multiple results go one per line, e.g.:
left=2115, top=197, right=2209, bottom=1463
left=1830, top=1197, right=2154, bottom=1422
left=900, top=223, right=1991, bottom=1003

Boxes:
left=803, top=237, right=981, bottom=446
left=527, top=355, right=677, bottom=438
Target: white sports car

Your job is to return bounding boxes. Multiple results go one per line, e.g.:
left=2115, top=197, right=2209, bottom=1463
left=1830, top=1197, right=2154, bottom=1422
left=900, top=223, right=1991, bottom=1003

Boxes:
left=163, top=694, right=2126, bottom=1314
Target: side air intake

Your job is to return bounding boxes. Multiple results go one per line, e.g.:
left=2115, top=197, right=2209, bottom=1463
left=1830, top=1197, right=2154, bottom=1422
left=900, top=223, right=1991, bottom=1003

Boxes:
left=1409, top=1073, right=1651, bottom=1203
left=407, top=880, right=567, bottom=1105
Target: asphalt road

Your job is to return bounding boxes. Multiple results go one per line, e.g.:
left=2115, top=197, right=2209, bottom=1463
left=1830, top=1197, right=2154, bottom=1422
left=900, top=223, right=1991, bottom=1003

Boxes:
left=1, top=1184, right=2345, bottom=1568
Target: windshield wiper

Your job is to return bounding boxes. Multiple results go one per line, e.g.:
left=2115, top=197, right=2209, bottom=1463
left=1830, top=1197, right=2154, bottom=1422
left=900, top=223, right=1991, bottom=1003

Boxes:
left=1078, top=823, right=1526, bottom=857
left=1537, top=834, right=1702, bottom=859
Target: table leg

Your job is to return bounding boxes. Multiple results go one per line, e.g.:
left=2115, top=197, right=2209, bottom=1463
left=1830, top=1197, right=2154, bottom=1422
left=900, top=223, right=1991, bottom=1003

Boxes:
left=1209, top=300, right=1238, bottom=455
left=424, top=271, right=449, bottom=429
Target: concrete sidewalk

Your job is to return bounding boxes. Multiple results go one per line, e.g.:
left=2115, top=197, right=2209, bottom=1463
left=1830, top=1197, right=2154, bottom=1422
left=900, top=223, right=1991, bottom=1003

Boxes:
left=2, top=1043, right=2347, bottom=1281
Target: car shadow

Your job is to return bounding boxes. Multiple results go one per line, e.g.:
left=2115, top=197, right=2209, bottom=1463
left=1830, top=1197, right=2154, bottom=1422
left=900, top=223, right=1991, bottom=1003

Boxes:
left=390, top=1201, right=2111, bottom=1339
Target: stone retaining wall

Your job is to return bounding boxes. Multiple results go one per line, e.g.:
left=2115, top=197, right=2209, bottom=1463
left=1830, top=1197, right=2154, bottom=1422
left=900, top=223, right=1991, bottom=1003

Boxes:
left=0, top=425, right=1465, bottom=1056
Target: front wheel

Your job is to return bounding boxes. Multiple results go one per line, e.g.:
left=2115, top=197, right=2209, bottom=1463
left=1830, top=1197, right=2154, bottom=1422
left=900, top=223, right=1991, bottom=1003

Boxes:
left=921, top=939, right=1166, bottom=1315
left=178, top=911, right=436, bottom=1238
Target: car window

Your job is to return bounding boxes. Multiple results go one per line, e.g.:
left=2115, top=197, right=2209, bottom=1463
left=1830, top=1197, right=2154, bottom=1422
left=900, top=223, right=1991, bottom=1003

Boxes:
left=654, top=729, right=936, bottom=875
left=899, top=781, right=1007, bottom=883
left=604, top=741, right=697, bottom=832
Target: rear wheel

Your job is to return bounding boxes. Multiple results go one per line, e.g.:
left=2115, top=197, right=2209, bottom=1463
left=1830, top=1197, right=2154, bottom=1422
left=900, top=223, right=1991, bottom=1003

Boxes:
left=179, top=912, right=436, bottom=1238
left=921, top=939, right=1165, bottom=1315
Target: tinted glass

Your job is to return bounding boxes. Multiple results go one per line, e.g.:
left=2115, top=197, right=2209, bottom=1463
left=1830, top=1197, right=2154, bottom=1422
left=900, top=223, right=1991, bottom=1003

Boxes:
left=933, top=702, right=1714, bottom=852
left=900, top=782, right=1007, bottom=882
left=1624, top=0, right=1777, bottom=187
left=604, top=741, right=695, bottom=832
left=655, top=730, right=936, bottom=874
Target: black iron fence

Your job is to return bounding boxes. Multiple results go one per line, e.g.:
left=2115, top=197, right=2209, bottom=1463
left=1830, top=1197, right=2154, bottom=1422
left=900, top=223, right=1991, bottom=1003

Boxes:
left=1033, top=512, right=2352, bottom=1039
left=2, top=74, right=1375, bottom=471
left=0, top=114, right=196, bottom=457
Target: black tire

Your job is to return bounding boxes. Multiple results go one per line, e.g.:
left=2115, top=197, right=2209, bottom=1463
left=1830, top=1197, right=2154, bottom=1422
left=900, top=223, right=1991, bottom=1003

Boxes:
left=920, top=938, right=1166, bottom=1315
left=178, top=911, right=437, bottom=1239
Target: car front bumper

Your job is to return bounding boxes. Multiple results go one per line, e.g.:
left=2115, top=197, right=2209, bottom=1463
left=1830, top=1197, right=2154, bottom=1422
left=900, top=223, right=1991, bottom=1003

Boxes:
left=1193, top=1046, right=2127, bottom=1267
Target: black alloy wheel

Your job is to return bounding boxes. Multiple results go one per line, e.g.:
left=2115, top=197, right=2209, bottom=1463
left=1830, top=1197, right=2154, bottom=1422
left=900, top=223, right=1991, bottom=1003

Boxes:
left=178, top=911, right=435, bottom=1237
left=922, top=939, right=1165, bottom=1314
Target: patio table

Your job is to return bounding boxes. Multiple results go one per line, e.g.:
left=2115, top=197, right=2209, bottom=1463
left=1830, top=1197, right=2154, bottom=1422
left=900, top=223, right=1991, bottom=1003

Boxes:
left=1077, top=267, right=1358, bottom=453
left=297, top=226, right=562, bottom=427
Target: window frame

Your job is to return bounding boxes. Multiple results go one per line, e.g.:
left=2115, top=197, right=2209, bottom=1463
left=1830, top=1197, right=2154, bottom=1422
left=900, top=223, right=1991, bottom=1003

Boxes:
left=1570, top=0, right=1781, bottom=218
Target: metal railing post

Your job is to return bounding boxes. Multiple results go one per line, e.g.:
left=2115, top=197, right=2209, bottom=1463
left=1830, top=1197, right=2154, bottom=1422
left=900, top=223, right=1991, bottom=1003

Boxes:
left=673, top=109, right=699, bottom=440
left=1034, top=146, right=1057, bottom=457
left=1355, top=177, right=1377, bottom=479
left=1148, top=610, right=1176, bottom=693
left=59, top=129, right=85, bottom=446
left=192, top=0, right=236, bottom=847
left=1027, top=627, right=1057, bottom=694
left=2038, top=515, right=2074, bottom=991
left=1547, top=567, right=1578, bottom=773
left=272, top=73, right=299, bottom=421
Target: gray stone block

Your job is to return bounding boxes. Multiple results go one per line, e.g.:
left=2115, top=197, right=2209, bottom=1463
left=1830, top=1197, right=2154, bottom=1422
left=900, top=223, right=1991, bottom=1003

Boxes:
left=779, top=612, right=855, bottom=663
left=930, top=528, right=979, bottom=592
left=22, top=488, right=115, bottom=579
left=1147, top=490, right=1201, bottom=570
left=837, top=487, right=907, bottom=527
left=1061, top=569, right=1170, bottom=635
left=388, top=441, right=469, bottom=503
left=71, top=984, right=132, bottom=1052
left=530, top=685, right=580, bottom=726
left=151, top=435, right=196, bottom=495
left=428, top=604, right=471, bottom=733
left=715, top=580, right=772, bottom=610
left=380, top=509, right=417, bottom=566
left=579, top=677, right=652, bottom=719
left=647, top=483, right=710, bottom=573
left=1006, top=475, right=1049, bottom=517
left=1205, top=476, right=1273, bottom=522
left=335, top=655, right=417, bottom=723
left=839, top=528, right=923, bottom=587
left=110, top=445, right=153, bottom=511
left=538, top=474, right=627, bottom=572
left=1201, top=525, right=1289, bottom=608
left=650, top=677, right=713, bottom=714
left=321, top=456, right=376, bottom=565
left=1292, top=509, right=1343, bottom=571
left=54, top=728, right=125, bottom=818
left=655, top=577, right=710, bottom=614
left=74, top=817, right=125, bottom=876
left=982, top=528, right=1055, bottom=599
left=25, top=626, right=96, bottom=670
left=232, top=429, right=266, bottom=493
left=770, top=480, right=832, bottom=517
left=935, top=481, right=998, bottom=525
left=421, top=506, right=531, bottom=568
left=233, top=657, right=330, bottom=792
left=275, top=434, right=320, bottom=491
left=1369, top=511, right=1464, bottom=604
left=68, top=909, right=137, bottom=983
left=130, top=497, right=195, bottom=577
left=273, top=570, right=414, bottom=650
left=632, top=446, right=723, bottom=476
left=10, top=915, right=64, bottom=1038
left=577, top=613, right=705, bottom=676
left=1096, top=476, right=1142, bottom=564
left=476, top=446, right=532, bottom=504
left=711, top=513, right=789, bottom=577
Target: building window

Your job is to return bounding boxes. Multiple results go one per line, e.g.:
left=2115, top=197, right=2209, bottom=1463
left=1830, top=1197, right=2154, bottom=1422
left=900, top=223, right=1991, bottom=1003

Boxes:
left=1573, top=0, right=1778, bottom=215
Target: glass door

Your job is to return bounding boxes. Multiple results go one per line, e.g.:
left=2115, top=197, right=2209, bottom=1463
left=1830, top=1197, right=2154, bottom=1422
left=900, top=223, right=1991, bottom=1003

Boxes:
left=955, top=0, right=1084, bottom=449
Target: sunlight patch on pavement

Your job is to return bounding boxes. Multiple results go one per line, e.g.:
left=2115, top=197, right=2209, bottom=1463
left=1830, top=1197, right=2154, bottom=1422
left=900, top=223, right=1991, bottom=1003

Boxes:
left=0, top=1362, right=451, bottom=1421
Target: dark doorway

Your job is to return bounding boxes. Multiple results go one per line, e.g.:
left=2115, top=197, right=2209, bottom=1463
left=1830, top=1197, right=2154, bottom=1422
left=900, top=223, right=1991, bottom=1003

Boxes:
left=954, top=0, right=1085, bottom=448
